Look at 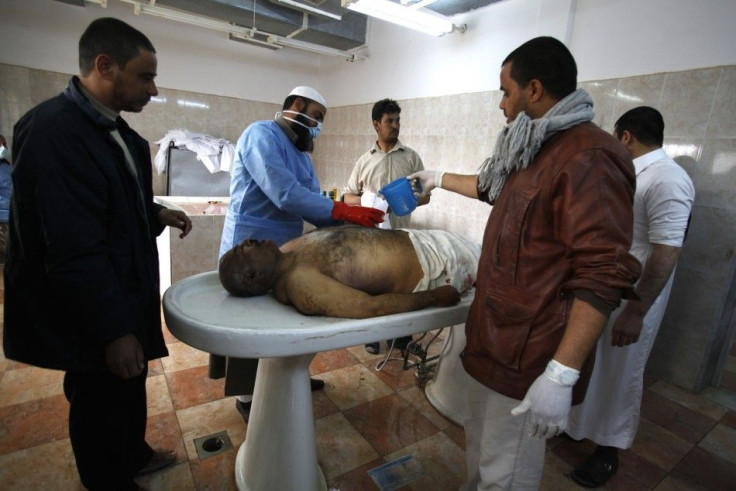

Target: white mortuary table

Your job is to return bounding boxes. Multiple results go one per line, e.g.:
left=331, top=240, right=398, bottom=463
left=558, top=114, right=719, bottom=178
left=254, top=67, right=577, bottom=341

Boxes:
left=163, top=271, right=472, bottom=491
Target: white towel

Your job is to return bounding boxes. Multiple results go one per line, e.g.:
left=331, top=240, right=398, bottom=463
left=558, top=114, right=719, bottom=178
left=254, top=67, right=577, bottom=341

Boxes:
left=361, top=191, right=391, bottom=229
left=154, top=128, right=236, bottom=176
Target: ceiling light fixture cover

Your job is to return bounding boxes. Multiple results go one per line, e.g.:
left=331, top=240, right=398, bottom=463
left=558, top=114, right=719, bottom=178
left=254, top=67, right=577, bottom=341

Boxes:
left=342, top=0, right=466, bottom=36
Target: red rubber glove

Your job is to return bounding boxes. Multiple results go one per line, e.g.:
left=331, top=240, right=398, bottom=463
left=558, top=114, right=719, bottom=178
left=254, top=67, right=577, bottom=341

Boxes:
left=331, top=201, right=384, bottom=228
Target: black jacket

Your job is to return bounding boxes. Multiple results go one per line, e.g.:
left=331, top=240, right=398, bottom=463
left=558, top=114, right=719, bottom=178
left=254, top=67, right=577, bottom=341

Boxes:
left=3, top=77, right=168, bottom=371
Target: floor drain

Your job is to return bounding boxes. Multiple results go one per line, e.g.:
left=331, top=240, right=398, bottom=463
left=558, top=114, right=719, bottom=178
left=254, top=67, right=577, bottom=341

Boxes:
left=193, top=430, right=233, bottom=460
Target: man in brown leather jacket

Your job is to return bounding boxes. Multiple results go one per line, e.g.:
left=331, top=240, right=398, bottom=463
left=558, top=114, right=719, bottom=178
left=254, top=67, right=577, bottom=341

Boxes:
left=410, top=37, right=641, bottom=489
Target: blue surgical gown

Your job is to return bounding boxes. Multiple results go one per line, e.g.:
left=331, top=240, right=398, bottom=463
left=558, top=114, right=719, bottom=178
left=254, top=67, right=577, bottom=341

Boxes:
left=0, top=160, right=11, bottom=223
left=219, top=120, right=334, bottom=257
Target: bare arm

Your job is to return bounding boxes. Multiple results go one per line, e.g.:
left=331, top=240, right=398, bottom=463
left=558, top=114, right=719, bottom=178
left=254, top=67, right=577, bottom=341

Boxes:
left=611, top=244, right=681, bottom=346
left=552, top=297, right=609, bottom=369
left=439, top=173, right=480, bottom=199
left=283, top=268, right=460, bottom=318
left=342, top=193, right=362, bottom=206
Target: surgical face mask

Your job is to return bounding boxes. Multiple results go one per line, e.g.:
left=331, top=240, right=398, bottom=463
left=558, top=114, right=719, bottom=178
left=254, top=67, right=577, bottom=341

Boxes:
left=281, top=110, right=322, bottom=140
left=308, top=122, right=322, bottom=140
left=0, top=146, right=8, bottom=160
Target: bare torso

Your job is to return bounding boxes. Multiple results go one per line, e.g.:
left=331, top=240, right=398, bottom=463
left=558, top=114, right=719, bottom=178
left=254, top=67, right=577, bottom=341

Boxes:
left=273, top=227, right=423, bottom=304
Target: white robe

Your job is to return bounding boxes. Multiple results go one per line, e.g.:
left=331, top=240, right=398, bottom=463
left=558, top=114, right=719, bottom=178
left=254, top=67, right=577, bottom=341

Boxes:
left=566, top=148, right=695, bottom=449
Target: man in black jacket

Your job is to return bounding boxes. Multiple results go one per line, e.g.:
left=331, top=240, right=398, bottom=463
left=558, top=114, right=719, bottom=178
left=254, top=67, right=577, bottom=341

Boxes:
left=3, top=18, right=191, bottom=490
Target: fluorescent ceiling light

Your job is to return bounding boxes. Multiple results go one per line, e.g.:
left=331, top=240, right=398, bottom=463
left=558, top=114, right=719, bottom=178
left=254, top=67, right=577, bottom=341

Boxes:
left=342, top=0, right=465, bottom=36
left=274, top=36, right=359, bottom=60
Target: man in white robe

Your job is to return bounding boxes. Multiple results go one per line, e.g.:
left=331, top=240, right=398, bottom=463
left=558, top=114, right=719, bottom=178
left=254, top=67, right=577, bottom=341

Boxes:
left=566, top=106, right=695, bottom=487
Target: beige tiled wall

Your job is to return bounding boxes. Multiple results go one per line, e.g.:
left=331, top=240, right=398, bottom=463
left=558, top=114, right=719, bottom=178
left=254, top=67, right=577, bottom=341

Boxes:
left=1, top=61, right=734, bottom=392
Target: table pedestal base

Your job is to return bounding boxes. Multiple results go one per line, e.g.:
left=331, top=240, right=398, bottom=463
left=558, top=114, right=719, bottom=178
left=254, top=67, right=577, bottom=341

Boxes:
left=235, top=354, right=327, bottom=491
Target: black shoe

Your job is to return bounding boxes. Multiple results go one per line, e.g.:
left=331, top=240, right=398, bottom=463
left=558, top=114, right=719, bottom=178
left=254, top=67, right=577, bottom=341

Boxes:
left=570, top=448, right=619, bottom=488
left=235, top=399, right=252, bottom=424
left=310, top=378, right=325, bottom=391
left=365, top=342, right=380, bottom=354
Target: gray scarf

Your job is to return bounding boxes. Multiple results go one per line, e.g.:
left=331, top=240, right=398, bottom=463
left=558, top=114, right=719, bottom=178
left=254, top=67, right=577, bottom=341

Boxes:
left=478, top=89, right=595, bottom=201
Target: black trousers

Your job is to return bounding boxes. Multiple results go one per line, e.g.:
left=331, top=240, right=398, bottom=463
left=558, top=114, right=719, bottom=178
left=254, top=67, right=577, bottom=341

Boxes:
left=208, top=354, right=258, bottom=396
left=63, top=367, right=153, bottom=490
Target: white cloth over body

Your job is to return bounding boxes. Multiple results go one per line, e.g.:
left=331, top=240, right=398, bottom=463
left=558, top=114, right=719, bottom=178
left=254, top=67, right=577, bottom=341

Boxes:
left=567, top=148, right=695, bottom=449
left=403, top=228, right=480, bottom=294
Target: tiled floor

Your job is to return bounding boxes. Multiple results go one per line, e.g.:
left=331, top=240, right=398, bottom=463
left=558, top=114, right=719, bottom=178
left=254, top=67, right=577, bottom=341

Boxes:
left=1, top=275, right=735, bottom=490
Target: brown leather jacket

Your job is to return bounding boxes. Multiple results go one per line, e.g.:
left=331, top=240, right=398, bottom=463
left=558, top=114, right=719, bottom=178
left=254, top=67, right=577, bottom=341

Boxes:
left=461, top=122, right=641, bottom=403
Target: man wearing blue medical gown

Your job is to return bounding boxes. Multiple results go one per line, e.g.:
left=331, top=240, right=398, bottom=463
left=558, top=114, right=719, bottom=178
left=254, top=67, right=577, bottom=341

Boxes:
left=219, top=86, right=383, bottom=254
left=215, top=86, right=383, bottom=420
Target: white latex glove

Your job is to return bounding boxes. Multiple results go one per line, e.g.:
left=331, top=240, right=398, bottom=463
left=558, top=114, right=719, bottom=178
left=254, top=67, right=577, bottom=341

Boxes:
left=510, top=359, right=580, bottom=439
left=406, top=170, right=444, bottom=196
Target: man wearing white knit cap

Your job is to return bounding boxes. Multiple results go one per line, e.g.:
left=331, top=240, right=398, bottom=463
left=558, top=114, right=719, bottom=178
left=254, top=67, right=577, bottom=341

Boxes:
left=216, top=86, right=384, bottom=422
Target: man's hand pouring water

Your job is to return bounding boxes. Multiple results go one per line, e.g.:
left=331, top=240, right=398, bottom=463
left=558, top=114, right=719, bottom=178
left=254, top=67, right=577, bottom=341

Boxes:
left=406, top=170, right=445, bottom=196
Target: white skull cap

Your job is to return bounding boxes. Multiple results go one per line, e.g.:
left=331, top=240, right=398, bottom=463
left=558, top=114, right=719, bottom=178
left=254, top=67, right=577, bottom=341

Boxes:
left=289, top=86, right=327, bottom=107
